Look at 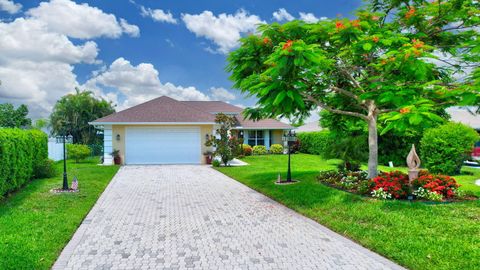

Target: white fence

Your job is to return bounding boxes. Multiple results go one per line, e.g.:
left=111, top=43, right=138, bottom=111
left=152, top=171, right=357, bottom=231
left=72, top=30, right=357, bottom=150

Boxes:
left=48, top=138, right=64, bottom=161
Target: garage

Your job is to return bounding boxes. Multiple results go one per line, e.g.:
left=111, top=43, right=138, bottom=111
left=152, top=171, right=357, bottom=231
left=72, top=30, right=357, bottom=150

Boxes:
left=125, top=127, right=201, bottom=164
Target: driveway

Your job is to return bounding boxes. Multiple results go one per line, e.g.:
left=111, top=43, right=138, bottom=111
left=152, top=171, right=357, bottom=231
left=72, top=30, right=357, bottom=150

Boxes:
left=53, top=166, right=404, bottom=270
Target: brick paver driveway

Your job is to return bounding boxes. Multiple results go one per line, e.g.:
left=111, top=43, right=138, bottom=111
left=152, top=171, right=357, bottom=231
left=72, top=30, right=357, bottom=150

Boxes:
left=54, top=166, right=404, bottom=270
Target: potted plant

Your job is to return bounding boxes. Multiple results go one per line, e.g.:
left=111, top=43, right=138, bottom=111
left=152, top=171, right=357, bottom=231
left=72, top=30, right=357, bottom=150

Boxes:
left=111, top=149, right=121, bottom=165
left=204, top=151, right=213, bottom=164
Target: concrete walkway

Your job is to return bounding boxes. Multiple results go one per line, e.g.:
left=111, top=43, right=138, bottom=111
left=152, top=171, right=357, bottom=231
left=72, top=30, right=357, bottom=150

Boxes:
left=53, top=166, right=404, bottom=270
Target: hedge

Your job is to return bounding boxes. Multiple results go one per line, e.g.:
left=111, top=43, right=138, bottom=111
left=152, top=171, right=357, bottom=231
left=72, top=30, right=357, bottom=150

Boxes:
left=0, top=128, right=48, bottom=197
left=420, top=122, right=479, bottom=175
left=297, top=131, right=334, bottom=155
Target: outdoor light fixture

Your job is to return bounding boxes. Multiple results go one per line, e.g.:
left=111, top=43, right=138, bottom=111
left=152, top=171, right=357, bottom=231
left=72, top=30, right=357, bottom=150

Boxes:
left=282, top=130, right=297, bottom=182
left=116, top=134, right=121, bottom=141
left=56, top=134, right=73, bottom=190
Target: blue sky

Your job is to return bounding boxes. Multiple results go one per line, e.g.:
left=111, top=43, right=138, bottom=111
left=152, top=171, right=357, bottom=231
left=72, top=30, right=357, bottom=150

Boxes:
left=0, top=0, right=361, bottom=118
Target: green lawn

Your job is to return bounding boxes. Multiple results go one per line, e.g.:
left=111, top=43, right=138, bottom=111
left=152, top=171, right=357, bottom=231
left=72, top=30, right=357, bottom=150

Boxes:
left=216, top=154, right=480, bottom=270
left=0, top=159, right=119, bottom=270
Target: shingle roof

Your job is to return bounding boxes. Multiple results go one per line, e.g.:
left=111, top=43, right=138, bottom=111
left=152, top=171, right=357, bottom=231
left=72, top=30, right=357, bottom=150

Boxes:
left=91, top=96, right=292, bottom=129
left=182, top=101, right=243, bottom=113
left=235, top=116, right=292, bottom=129
left=92, top=96, right=216, bottom=123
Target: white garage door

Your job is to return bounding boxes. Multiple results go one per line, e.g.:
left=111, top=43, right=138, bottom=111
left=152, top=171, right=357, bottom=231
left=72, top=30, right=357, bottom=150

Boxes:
left=125, top=127, right=201, bottom=164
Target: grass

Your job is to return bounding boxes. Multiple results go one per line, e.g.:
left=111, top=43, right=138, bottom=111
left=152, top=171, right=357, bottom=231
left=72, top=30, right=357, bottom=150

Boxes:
left=0, top=158, right=119, bottom=270
left=216, top=154, right=480, bottom=270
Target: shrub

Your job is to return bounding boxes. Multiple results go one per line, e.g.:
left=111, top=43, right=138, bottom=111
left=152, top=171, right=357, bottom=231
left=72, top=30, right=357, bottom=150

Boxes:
left=413, top=187, right=443, bottom=201
left=67, top=144, right=91, bottom=163
left=370, top=171, right=410, bottom=199
left=420, top=122, right=479, bottom=175
left=242, top=144, right=252, bottom=156
left=297, top=131, right=333, bottom=155
left=252, top=145, right=267, bottom=155
left=212, top=159, right=221, bottom=167
left=270, top=144, right=284, bottom=154
left=412, top=174, right=460, bottom=198
left=34, top=159, right=58, bottom=179
left=317, top=170, right=371, bottom=194
left=0, top=129, right=48, bottom=197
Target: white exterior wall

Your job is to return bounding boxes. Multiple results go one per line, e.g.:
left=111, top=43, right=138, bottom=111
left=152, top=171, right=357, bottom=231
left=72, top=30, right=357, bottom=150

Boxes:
left=103, top=125, right=113, bottom=165
left=48, top=138, right=64, bottom=161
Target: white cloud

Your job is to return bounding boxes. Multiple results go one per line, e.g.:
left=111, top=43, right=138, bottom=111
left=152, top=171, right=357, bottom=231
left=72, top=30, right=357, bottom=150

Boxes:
left=210, top=87, right=236, bottom=101
left=0, top=18, right=98, bottom=64
left=85, top=58, right=211, bottom=110
left=182, top=9, right=264, bottom=54
left=0, top=0, right=21, bottom=14
left=120, top=18, right=140, bottom=37
left=273, top=8, right=294, bottom=22
left=165, top=38, right=174, bottom=47
left=299, top=12, right=327, bottom=23
left=26, top=0, right=139, bottom=39
left=0, top=17, right=100, bottom=117
left=141, top=6, right=177, bottom=24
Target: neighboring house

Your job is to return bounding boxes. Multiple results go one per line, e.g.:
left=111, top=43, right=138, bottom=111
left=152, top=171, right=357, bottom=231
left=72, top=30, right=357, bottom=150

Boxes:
left=448, top=107, right=480, bottom=160
left=447, top=107, right=480, bottom=131
left=89, top=96, right=292, bottom=165
left=295, top=121, right=322, bottom=133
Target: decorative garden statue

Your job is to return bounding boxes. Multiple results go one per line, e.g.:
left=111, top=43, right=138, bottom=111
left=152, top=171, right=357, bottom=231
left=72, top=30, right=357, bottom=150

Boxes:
left=406, top=144, right=421, bottom=182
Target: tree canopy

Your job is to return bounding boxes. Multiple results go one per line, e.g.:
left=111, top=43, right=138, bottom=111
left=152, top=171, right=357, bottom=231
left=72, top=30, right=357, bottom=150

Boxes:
left=50, top=88, right=115, bottom=145
left=227, top=0, right=480, bottom=177
left=0, top=103, right=32, bottom=128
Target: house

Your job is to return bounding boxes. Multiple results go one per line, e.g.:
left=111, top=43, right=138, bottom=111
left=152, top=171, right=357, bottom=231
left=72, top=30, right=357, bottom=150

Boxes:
left=295, top=121, right=322, bottom=133
left=89, top=96, right=292, bottom=165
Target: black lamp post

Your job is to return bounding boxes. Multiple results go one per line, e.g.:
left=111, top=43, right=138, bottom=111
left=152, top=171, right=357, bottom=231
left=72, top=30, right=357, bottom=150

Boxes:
left=282, top=130, right=297, bottom=182
left=56, top=134, right=73, bottom=190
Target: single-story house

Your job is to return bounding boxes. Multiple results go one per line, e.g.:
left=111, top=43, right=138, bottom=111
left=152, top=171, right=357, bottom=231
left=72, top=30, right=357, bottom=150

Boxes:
left=90, top=96, right=292, bottom=165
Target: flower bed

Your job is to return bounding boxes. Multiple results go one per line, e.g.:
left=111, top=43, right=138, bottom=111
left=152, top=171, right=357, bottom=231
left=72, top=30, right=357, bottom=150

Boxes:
left=317, top=169, right=476, bottom=202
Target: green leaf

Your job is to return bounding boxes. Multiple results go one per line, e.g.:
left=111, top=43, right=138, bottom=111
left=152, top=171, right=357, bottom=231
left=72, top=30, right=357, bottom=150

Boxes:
left=363, top=43, right=372, bottom=51
left=408, top=114, right=423, bottom=125
left=273, top=91, right=287, bottom=105
left=294, top=56, right=305, bottom=66
left=380, top=122, right=395, bottom=135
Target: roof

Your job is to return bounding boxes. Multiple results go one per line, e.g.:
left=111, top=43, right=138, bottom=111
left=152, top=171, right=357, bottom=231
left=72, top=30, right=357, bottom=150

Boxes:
left=92, top=96, right=216, bottom=123
left=91, top=96, right=292, bottom=129
left=295, top=121, right=322, bottom=132
left=182, top=101, right=243, bottom=114
left=235, top=117, right=292, bottom=129
left=447, top=107, right=480, bottom=130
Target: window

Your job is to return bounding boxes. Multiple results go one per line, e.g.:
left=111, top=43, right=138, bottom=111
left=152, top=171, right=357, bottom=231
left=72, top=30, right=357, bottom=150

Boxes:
left=248, top=130, right=264, bottom=146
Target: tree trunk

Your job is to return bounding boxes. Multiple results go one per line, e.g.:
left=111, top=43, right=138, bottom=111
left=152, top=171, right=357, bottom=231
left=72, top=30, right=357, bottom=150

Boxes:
left=367, top=104, right=378, bottom=179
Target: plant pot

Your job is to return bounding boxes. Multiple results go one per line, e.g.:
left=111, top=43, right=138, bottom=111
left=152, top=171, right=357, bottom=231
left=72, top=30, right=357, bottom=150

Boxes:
left=113, top=156, right=122, bottom=165
left=205, top=155, right=212, bottom=164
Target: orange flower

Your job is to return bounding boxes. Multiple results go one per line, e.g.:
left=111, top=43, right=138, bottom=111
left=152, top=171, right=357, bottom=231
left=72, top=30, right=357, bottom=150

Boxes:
left=405, top=7, right=416, bottom=19
left=335, top=21, right=345, bottom=30
left=372, top=16, right=380, bottom=21
left=400, top=108, right=411, bottom=114
left=412, top=39, right=425, bottom=49
left=372, top=36, right=379, bottom=43
left=282, top=40, right=294, bottom=51
left=404, top=52, right=411, bottom=59
left=352, top=19, right=361, bottom=28
left=381, top=59, right=388, bottom=65
left=263, top=37, right=271, bottom=44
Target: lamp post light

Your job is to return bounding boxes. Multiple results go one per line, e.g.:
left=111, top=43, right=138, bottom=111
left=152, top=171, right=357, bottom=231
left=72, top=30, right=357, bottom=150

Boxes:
left=56, top=134, right=73, bottom=190
left=282, top=130, right=297, bottom=182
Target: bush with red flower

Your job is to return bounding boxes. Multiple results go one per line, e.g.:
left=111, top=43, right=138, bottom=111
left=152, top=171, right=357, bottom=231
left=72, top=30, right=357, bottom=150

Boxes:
left=370, top=171, right=410, bottom=199
left=412, top=174, right=460, bottom=199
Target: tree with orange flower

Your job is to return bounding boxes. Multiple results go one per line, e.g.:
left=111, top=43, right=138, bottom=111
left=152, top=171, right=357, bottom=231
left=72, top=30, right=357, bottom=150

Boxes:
left=227, top=0, right=480, bottom=178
